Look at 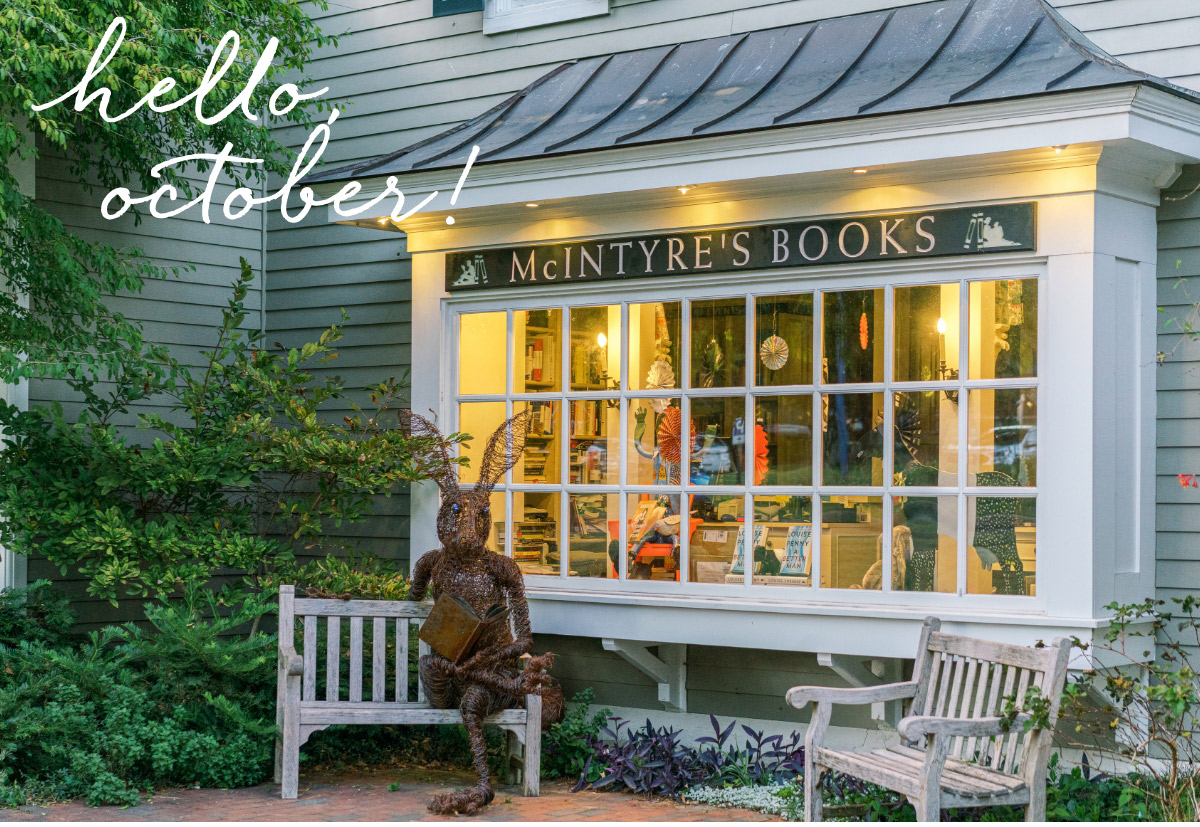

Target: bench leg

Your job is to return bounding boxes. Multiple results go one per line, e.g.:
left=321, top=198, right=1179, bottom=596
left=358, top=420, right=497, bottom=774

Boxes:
left=524, top=694, right=541, bottom=797
left=804, top=758, right=824, bottom=822
left=280, top=677, right=301, bottom=799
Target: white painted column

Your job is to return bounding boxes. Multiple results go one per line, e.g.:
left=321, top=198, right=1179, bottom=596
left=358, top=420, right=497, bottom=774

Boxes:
left=1, top=119, right=34, bottom=592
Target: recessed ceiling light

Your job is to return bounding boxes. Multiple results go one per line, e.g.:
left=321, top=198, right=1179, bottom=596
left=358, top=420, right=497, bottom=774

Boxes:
left=526, top=202, right=539, bottom=208
left=678, top=186, right=692, bottom=194
left=1051, top=145, right=1068, bottom=154
left=853, top=168, right=869, bottom=175
left=377, top=217, right=388, bottom=224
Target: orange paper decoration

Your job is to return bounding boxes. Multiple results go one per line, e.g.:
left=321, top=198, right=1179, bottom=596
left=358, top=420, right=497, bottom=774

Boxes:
left=754, top=423, right=770, bottom=485
left=859, top=312, right=869, bottom=350
left=656, top=407, right=696, bottom=465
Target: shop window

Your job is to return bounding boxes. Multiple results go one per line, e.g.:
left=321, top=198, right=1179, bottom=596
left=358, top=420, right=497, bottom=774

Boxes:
left=483, top=0, right=610, bottom=34
left=452, top=275, right=1037, bottom=598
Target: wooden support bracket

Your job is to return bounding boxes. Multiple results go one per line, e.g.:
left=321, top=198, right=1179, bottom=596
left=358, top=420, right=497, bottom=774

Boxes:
left=817, top=653, right=905, bottom=727
left=602, top=639, right=687, bottom=712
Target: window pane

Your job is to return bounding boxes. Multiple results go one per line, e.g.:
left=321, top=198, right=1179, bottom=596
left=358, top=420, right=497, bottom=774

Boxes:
left=970, top=279, right=1037, bottom=379
left=893, top=391, right=958, bottom=486
left=892, top=495, right=956, bottom=592
left=821, top=392, right=884, bottom=486
left=691, top=298, right=746, bottom=388
left=755, top=294, right=813, bottom=386
left=514, top=308, right=561, bottom=393
left=754, top=495, right=813, bottom=587
left=688, top=494, right=745, bottom=584
left=512, top=491, right=559, bottom=576
left=514, top=400, right=559, bottom=484
left=568, top=493, right=617, bottom=579
left=756, top=396, right=813, bottom=485
left=459, top=311, right=506, bottom=395
left=627, top=399, right=684, bottom=485
left=570, top=305, right=620, bottom=391
left=822, top=289, right=883, bottom=384
left=484, top=491, right=505, bottom=555
left=968, top=388, right=1037, bottom=486
left=629, top=301, right=681, bottom=391
left=458, top=401, right=506, bottom=485
left=689, top=397, right=746, bottom=486
left=967, top=496, right=1035, bottom=596
left=569, top=400, right=619, bottom=484
left=894, top=283, right=959, bottom=382
left=820, top=495, right=884, bottom=589
left=626, top=494, right=682, bottom=582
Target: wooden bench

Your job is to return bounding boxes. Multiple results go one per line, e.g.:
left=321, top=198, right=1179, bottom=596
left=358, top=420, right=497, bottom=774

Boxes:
left=787, top=617, right=1070, bottom=822
left=273, top=585, right=542, bottom=800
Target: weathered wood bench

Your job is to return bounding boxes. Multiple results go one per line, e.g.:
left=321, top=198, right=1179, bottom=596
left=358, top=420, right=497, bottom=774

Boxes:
left=273, top=585, right=542, bottom=800
left=787, top=617, right=1070, bottom=822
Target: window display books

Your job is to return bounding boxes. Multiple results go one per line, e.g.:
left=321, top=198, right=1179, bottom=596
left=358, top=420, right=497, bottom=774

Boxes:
left=780, top=525, right=812, bottom=576
left=729, top=524, right=766, bottom=575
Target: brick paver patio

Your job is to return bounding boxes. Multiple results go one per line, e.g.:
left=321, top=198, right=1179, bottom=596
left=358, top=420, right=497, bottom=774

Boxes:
left=2, top=767, right=774, bottom=822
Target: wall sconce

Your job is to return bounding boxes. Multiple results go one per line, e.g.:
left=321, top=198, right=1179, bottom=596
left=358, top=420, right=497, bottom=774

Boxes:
left=594, top=332, right=620, bottom=405
left=935, top=316, right=959, bottom=404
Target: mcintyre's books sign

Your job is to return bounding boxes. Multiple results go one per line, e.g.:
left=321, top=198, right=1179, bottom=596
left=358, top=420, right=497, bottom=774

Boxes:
left=446, top=202, right=1035, bottom=292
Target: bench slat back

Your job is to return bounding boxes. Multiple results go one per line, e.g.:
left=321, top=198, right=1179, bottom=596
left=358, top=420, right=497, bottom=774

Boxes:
left=911, top=622, right=1070, bottom=779
left=280, top=588, right=432, bottom=705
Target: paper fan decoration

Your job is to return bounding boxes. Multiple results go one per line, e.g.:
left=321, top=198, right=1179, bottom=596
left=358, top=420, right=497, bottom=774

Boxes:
left=759, top=335, right=789, bottom=370
left=656, top=407, right=696, bottom=465
left=645, top=358, right=676, bottom=413
left=859, top=312, right=870, bottom=350
left=754, top=423, right=770, bottom=485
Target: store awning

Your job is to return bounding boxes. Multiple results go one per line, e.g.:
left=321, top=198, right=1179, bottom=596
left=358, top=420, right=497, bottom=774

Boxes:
left=312, top=0, right=1197, bottom=184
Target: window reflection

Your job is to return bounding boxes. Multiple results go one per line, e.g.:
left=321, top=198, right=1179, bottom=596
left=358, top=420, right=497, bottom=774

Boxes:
left=513, top=308, right=562, bottom=393
left=892, top=495, right=956, bottom=592
left=458, top=401, right=506, bottom=485
left=514, top=400, right=559, bottom=484
left=627, top=399, right=685, bottom=485
left=688, top=494, right=745, bottom=584
left=508, top=492, right=559, bottom=576
left=968, top=388, right=1037, bottom=486
left=970, top=279, right=1037, bottom=379
left=689, top=397, right=745, bottom=486
left=822, top=289, right=883, bottom=384
left=821, top=393, right=884, bottom=486
left=568, top=493, right=617, bottom=579
left=756, top=396, right=813, bottom=486
left=968, top=496, right=1035, bottom=596
left=892, top=391, right=957, bottom=487
left=756, top=294, right=813, bottom=386
left=570, top=305, right=620, bottom=391
left=459, top=312, right=506, bottom=395
left=629, top=302, right=681, bottom=391
left=754, top=496, right=813, bottom=587
left=626, top=494, right=682, bottom=581
left=820, top=495, right=884, bottom=590
left=894, top=283, right=959, bottom=382
left=691, top=298, right=746, bottom=388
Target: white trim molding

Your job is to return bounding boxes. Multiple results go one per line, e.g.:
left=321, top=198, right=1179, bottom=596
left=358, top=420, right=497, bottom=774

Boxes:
left=483, top=0, right=609, bottom=35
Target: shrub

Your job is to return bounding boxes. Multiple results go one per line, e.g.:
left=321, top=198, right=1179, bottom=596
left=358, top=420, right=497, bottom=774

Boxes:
left=0, top=580, right=73, bottom=649
left=542, top=688, right=610, bottom=779
left=0, top=586, right=277, bottom=806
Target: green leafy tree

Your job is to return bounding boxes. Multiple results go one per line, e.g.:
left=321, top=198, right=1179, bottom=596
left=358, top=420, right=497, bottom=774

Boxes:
left=0, top=0, right=336, bottom=413
left=0, top=260, right=458, bottom=603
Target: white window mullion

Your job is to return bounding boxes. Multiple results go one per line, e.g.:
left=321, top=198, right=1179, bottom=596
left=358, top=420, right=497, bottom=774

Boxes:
left=812, top=289, right=825, bottom=591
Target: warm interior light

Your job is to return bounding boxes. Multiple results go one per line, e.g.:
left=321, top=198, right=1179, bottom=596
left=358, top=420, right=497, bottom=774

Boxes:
left=377, top=217, right=388, bottom=224
left=526, top=202, right=539, bottom=208
left=853, top=168, right=869, bottom=174
left=596, top=332, right=607, bottom=348
left=936, top=317, right=947, bottom=335
left=678, top=186, right=691, bottom=194
left=1052, top=145, right=1068, bottom=154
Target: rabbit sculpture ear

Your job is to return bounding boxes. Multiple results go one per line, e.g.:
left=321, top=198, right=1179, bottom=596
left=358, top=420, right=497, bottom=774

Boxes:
left=399, top=410, right=460, bottom=496
left=475, top=407, right=536, bottom=495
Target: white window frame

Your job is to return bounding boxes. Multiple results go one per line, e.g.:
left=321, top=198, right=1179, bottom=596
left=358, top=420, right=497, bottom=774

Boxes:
left=444, top=255, right=1046, bottom=615
left=483, top=0, right=610, bottom=34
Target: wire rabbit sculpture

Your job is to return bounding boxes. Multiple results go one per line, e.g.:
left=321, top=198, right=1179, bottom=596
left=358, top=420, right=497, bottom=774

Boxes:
left=402, top=407, right=565, bottom=815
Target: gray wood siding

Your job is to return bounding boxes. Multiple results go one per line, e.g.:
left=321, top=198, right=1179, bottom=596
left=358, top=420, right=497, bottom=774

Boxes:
left=1156, top=165, right=1200, bottom=657
left=30, top=149, right=264, bottom=628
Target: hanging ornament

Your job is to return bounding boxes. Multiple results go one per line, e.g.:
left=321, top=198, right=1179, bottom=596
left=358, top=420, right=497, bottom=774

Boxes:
left=754, top=423, right=770, bottom=485
left=859, top=311, right=869, bottom=351
left=759, top=304, right=789, bottom=370
left=699, top=337, right=724, bottom=388
left=656, top=407, right=696, bottom=465
left=644, top=358, right=676, bottom=413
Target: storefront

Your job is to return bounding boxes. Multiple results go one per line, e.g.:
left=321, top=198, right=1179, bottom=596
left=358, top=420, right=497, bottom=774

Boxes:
left=311, top=0, right=1200, bottom=676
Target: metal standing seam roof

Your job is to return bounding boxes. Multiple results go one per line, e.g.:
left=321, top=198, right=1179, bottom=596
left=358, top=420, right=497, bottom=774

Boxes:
left=311, top=0, right=1199, bottom=184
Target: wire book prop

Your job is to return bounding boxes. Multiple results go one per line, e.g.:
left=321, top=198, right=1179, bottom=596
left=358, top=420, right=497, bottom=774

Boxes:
left=401, top=408, right=565, bottom=816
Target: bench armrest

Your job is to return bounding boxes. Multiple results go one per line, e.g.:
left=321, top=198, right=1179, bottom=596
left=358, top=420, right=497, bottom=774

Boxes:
left=279, top=646, right=304, bottom=678
left=786, top=681, right=919, bottom=709
left=897, top=713, right=1031, bottom=741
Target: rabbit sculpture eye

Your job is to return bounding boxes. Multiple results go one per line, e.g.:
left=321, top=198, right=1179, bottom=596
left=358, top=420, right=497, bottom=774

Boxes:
left=401, top=407, right=565, bottom=816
